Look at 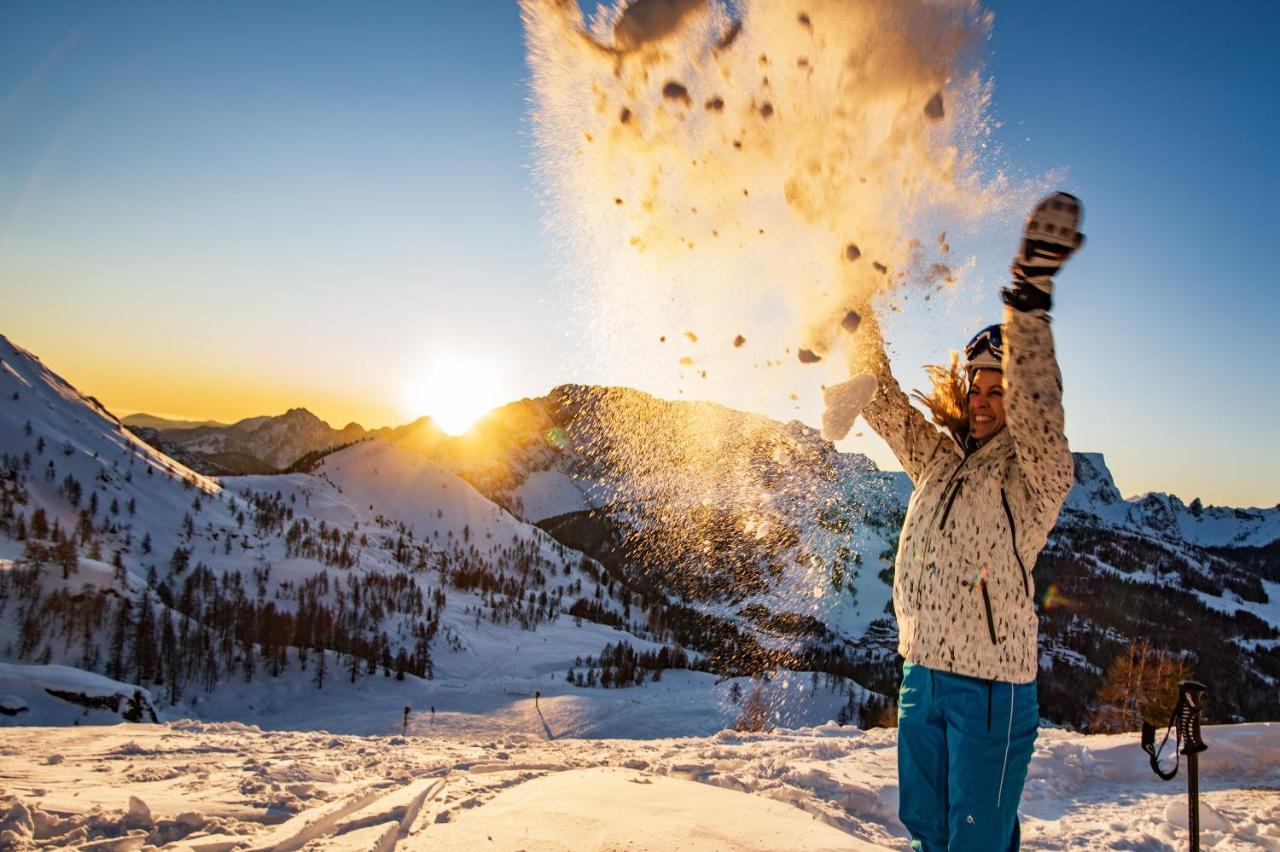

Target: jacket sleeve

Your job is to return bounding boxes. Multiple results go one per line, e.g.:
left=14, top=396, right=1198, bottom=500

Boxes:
left=1001, top=305, right=1074, bottom=539
left=854, top=314, right=948, bottom=485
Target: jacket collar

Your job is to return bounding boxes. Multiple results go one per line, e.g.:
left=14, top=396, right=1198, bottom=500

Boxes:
left=958, top=425, right=1011, bottom=461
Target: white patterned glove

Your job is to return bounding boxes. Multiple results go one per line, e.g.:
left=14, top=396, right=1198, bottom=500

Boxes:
left=1004, top=192, right=1085, bottom=312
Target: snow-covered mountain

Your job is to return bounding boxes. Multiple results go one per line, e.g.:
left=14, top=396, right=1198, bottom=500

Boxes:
left=1, top=331, right=1276, bottom=732
left=1065, top=452, right=1279, bottom=548
left=1025, top=454, right=1280, bottom=726
left=3, top=333, right=904, bottom=737
left=0, top=334, right=704, bottom=730
left=125, top=405, right=462, bottom=477
left=418, top=386, right=912, bottom=690
left=416, top=388, right=1280, bottom=725
left=126, top=407, right=376, bottom=474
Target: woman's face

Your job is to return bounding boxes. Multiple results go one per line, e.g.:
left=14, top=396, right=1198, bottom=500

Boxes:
left=967, top=368, right=1006, bottom=444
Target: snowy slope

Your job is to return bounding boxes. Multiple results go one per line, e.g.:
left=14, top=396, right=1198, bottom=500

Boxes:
left=429, top=386, right=913, bottom=675
left=512, top=468, right=599, bottom=522
left=314, top=441, right=559, bottom=554
left=0, top=333, right=226, bottom=565
left=0, top=719, right=1276, bottom=850
left=0, top=335, right=683, bottom=733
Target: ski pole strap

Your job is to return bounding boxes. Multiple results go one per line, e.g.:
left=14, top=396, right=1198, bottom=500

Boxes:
left=1141, top=680, right=1209, bottom=780
left=1142, top=712, right=1180, bottom=781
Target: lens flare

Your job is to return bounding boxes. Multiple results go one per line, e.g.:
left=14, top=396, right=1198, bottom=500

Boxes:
left=1041, top=583, right=1077, bottom=611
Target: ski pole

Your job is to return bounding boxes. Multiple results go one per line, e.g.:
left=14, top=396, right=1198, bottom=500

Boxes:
left=1140, top=680, right=1209, bottom=852
left=1178, top=681, right=1208, bottom=852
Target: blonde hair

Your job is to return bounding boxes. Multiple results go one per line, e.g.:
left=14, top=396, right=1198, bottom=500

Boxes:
left=912, top=351, right=969, bottom=441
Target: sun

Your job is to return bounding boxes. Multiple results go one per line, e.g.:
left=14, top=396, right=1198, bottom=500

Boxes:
left=403, top=352, right=507, bottom=436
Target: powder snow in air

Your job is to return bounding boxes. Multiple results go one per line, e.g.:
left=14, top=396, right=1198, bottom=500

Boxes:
left=522, top=0, right=1043, bottom=419
left=519, top=0, right=1050, bottom=674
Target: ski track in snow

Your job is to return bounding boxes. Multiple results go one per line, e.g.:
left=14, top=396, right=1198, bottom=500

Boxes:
left=1, top=721, right=1277, bottom=850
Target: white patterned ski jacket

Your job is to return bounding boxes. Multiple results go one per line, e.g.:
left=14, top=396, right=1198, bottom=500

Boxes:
left=862, top=306, right=1073, bottom=684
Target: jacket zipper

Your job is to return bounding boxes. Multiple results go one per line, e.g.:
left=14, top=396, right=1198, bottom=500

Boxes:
left=914, top=459, right=969, bottom=608
left=979, top=578, right=998, bottom=645
left=937, top=478, right=965, bottom=530
left=1000, top=489, right=1030, bottom=597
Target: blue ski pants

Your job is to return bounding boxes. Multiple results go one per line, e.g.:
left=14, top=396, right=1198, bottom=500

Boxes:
left=896, top=662, right=1038, bottom=852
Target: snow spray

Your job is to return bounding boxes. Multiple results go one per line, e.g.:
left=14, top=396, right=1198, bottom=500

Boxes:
left=521, top=0, right=1045, bottom=720
left=522, top=0, right=1043, bottom=400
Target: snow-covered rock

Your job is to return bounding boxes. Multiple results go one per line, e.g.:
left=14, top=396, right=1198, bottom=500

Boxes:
left=0, top=663, right=158, bottom=726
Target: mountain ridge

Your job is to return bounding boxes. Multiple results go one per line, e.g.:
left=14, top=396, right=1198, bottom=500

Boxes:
left=2, top=331, right=1277, bottom=728
left=126, top=396, right=1276, bottom=526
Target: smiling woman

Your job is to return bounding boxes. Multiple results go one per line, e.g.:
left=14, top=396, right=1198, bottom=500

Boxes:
left=403, top=352, right=508, bottom=436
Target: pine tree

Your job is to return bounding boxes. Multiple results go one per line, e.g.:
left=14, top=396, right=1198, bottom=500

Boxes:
left=17, top=603, right=42, bottom=658
left=123, top=690, right=147, bottom=723
left=348, top=647, right=361, bottom=684
left=313, top=643, right=327, bottom=689
left=161, top=616, right=181, bottom=704
left=133, top=594, right=157, bottom=683
left=22, top=539, right=48, bottom=571
left=732, top=686, right=771, bottom=732
left=30, top=507, right=48, bottom=541
left=242, top=637, right=256, bottom=683
left=54, top=538, right=79, bottom=579
left=1090, top=641, right=1192, bottom=733
left=169, top=546, right=190, bottom=574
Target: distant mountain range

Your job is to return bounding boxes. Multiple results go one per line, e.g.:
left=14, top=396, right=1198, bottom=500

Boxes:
left=120, top=414, right=231, bottom=432
left=123, top=408, right=457, bottom=476
left=3, top=332, right=1277, bottom=728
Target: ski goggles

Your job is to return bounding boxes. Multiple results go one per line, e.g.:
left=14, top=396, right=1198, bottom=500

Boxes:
left=965, top=324, right=1003, bottom=362
left=964, top=324, right=1003, bottom=372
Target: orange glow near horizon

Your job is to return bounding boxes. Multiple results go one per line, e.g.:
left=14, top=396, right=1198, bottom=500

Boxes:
left=107, top=385, right=410, bottom=433
left=7, top=326, right=517, bottom=435
left=13, top=334, right=407, bottom=432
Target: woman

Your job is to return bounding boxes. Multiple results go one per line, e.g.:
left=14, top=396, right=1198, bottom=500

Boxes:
left=857, top=193, right=1082, bottom=851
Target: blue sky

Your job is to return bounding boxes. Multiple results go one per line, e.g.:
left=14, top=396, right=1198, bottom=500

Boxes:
left=1, top=1, right=1277, bottom=507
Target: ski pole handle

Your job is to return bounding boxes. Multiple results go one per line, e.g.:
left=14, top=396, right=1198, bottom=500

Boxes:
left=1178, top=681, right=1207, bottom=756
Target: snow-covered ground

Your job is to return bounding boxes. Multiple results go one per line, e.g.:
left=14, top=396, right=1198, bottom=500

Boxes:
left=4, top=321, right=1280, bottom=849
left=1, top=717, right=1277, bottom=850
